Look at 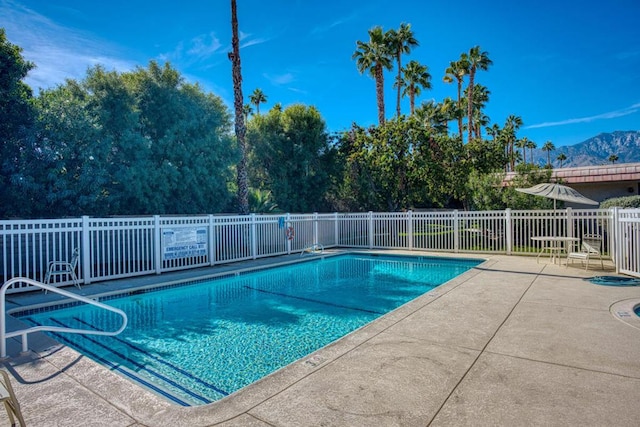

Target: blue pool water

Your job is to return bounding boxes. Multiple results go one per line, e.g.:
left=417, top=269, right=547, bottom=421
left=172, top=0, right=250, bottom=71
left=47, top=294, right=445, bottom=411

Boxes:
left=20, top=254, right=481, bottom=406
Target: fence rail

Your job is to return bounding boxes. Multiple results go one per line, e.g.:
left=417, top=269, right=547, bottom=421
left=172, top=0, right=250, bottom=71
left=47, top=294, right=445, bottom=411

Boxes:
left=1, top=208, right=637, bottom=293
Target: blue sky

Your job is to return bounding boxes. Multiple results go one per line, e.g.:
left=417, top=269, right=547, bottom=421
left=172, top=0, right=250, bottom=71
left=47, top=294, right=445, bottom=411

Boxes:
left=2, top=0, right=639, bottom=147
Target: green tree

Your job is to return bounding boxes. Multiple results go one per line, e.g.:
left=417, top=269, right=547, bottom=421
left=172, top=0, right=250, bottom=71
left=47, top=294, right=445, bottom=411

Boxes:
left=247, top=104, right=335, bottom=212
left=502, top=115, right=523, bottom=171
left=400, top=60, right=431, bottom=116
left=243, top=103, right=253, bottom=120
left=542, top=140, right=555, bottom=168
left=230, top=0, right=249, bottom=214
left=608, top=154, right=619, bottom=164
left=461, top=46, right=492, bottom=143
left=0, top=29, right=37, bottom=218
left=333, top=117, right=466, bottom=211
left=443, top=58, right=469, bottom=141
left=526, top=139, right=537, bottom=165
left=557, top=152, right=567, bottom=168
left=353, top=26, right=393, bottom=125
left=386, top=23, right=419, bottom=118
left=34, top=62, right=235, bottom=216
left=249, top=88, right=267, bottom=115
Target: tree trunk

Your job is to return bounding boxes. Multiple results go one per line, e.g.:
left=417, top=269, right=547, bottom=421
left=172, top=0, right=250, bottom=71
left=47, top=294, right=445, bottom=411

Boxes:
left=375, top=64, right=385, bottom=125
left=467, top=68, right=475, bottom=144
left=230, top=0, right=249, bottom=214
left=457, top=81, right=463, bottom=141
left=396, top=54, right=402, bottom=118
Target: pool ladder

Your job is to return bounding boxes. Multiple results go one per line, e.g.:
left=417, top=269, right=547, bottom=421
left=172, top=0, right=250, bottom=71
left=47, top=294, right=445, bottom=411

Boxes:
left=300, top=244, right=325, bottom=257
left=0, top=277, right=128, bottom=359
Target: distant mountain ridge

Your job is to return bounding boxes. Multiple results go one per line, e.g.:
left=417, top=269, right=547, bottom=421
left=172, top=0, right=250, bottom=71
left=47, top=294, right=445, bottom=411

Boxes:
left=533, top=130, right=640, bottom=167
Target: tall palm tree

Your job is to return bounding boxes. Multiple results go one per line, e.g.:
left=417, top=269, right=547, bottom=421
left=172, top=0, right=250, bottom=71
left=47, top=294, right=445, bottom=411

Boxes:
left=542, top=140, right=555, bottom=167
left=249, top=88, right=267, bottom=115
left=400, top=60, right=431, bottom=116
left=526, top=139, right=537, bottom=165
left=439, top=97, right=457, bottom=133
left=503, top=115, right=523, bottom=171
left=516, top=137, right=527, bottom=165
left=386, top=23, right=419, bottom=118
left=461, top=46, right=492, bottom=143
left=415, top=100, right=447, bottom=134
left=443, top=58, right=469, bottom=141
left=242, top=104, right=253, bottom=120
left=608, top=154, right=619, bottom=164
left=472, top=110, right=490, bottom=140
left=353, top=26, right=394, bottom=125
left=229, top=0, right=248, bottom=214
left=557, top=152, right=567, bottom=168
left=351, top=27, right=392, bottom=124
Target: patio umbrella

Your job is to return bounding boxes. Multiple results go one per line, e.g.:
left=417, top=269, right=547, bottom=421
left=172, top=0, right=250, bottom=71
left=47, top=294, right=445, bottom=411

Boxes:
left=515, top=182, right=598, bottom=210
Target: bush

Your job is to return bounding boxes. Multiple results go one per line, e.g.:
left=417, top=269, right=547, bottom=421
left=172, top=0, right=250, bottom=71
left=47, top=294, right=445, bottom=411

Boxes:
left=600, top=195, right=640, bottom=209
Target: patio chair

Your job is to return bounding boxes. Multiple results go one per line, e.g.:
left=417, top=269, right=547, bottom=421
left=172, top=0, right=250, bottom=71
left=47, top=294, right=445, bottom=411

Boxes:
left=44, top=247, right=81, bottom=289
left=0, top=370, right=26, bottom=427
left=566, top=234, right=604, bottom=271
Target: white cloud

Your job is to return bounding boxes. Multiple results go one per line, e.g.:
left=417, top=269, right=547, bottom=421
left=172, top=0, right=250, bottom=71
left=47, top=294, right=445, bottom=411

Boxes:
left=186, top=32, right=222, bottom=58
left=526, top=103, right=640, bottom=129
left=1, top=0, right=135, bottom=90
left=263, top=72, right=295, bottom=85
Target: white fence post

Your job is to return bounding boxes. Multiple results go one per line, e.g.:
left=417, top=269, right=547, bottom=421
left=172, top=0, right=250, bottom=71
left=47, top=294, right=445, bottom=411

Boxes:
left=407, top=210, right=413, bottom=251
left=313, top=212, right=319, bottom=246
left=81, top=216, right=92, bottom=285
left=209, top=214, right=216, bottom=266
left=286, top=213, right=292, bottom=255
left=505, top=208, right=512, bottom=255
left=251, top=213, right=257, bottom=259
left=368, top=212, right=374, bottom=249
left=154, top=215, right=162, bottom=275
left=334, top=213, right=339, bottom=246
left=453, top=210, right=459, bottom=253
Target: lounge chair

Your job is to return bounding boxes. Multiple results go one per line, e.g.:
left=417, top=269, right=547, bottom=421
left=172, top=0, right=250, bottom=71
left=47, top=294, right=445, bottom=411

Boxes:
left=0, top=370, right=26, bottom=427
left=44, top=247, right=81, bottom=289
left=566, top=234, right=604, bottom=270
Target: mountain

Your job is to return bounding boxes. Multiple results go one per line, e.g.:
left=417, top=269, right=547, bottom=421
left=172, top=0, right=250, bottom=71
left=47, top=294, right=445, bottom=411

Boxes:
left=533, top=130, right=640, bottom=167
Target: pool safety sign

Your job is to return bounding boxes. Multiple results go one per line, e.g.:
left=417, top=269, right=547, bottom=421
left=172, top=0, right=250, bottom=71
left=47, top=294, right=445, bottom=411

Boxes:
left=162, top=227, right=208, bottom=260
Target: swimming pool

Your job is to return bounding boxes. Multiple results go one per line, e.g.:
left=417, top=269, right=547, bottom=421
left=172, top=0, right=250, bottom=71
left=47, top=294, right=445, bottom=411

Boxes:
left=19, top=253, right=481, bottom=406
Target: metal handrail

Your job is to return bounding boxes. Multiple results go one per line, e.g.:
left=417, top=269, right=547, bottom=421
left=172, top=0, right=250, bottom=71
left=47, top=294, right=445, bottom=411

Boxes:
left=0, top=278, right=128, bottom=358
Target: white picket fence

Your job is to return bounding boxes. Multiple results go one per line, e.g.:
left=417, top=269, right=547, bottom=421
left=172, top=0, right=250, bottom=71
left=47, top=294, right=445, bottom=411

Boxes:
left=1, top=208, right=638, bottom=293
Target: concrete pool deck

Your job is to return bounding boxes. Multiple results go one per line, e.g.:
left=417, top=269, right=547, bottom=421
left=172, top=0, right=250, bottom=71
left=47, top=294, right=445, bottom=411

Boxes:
left=1, top=251, right=639, bottom=426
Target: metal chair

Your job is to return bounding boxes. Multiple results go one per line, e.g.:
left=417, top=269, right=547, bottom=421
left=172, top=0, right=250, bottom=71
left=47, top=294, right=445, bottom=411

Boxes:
left=566, top=234, right=604, bottom=270
left=0, top=370, right=26, bottom=427
left=44, top=248, right=81, bottom=289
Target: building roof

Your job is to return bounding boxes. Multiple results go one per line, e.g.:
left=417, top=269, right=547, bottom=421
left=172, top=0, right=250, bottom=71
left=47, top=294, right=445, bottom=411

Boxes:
left=503, top=162, right=640, bottom=184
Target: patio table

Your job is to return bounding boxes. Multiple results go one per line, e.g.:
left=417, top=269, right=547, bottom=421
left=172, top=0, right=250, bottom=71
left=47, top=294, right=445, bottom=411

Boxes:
left=531, top=236, right=579, bottom=264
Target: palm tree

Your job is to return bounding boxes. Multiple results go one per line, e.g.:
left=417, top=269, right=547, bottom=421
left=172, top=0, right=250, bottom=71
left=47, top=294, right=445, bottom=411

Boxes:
left=443, top=58, right=469, bottom=141
left=516, top=138, right=527, bottom=164
left=542, top=140, right=555, bottom=167
left=415, top=100, right=447, bottom=134
left=503, top=115, right=523, bottom=171
left=353, top=26, right=394, bottom=125
left=526, top=139, right=537, bottom=165
left=608, top=154, right=619, bottom=164
left=486, top=123, right=501, bottom=141
left=461, top=46, right=492, bottom=143
left=229, top=0, right=248, bottom=214
left=249, top=88, right=267, bottom=115
left=557, top=152, right=567, bottom=168
left=400, top=60, right=431, bottom=116
left=439, top=97, right=457, bottom=133
left=242, top=104, right=253, bottom=120
left=386, top=23, right=418, bottom=118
